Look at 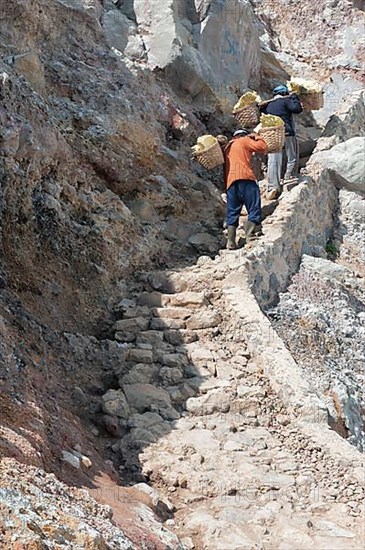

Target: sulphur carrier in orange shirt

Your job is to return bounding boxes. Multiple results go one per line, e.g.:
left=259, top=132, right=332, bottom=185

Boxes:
left=223, top=130, right=268, bottom=249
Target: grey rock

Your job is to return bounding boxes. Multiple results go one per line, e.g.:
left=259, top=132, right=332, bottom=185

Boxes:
left=150, top=318, right=186, bottom=330
left=61, top=450, right=80, bottom=469
left=102, top=389, right=130, bottom=418
left=312, top=137, right=365, bottom=197
left=128, top=412, right=164, bottom=430
left=115, top=331, right=136, bottom=343
left=162, top=353, right=188, bottom=368
left=101, top=414, right=121, bottom=437
left=127, top=348, right=153, bottom=364
left=114, top=317, right=150, bottom=332
left=123, top=383, right=172, bottom=411
left=137, top=330, right=165, bottom=346
left=122, top=305, right=151, bottom=319
left=164, top=329, right=198, bottom=345
left=137, top=292, right=170, bottom=307
left=159, top=366, right=183, bottom=386
left=119, top=363, right=158, bottom=385
left=188, top=232, right=217, bottom=252
left=301, top=254, right=353, bottom=283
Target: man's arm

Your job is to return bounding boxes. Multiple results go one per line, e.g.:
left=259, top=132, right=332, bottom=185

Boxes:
left=286, top=93, right=303, bottom=114
left=245, top=135, right=268, bottom=154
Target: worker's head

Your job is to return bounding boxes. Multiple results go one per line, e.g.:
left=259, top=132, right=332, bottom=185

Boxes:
left=216, top=134, right=229, bottom=145
left=273, top=84, right=289, bottom=96
left=233, top=129, right=250, bottom=138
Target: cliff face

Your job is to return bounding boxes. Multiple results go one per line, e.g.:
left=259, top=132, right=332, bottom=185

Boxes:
left=0, top=0, right=221, bottom=333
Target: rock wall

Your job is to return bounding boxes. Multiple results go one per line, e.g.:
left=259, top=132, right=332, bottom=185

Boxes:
left=0, top=0, right=231, bottom=333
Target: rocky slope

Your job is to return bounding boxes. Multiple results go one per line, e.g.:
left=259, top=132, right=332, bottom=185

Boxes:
left=1, top=1, right=365, bottom=549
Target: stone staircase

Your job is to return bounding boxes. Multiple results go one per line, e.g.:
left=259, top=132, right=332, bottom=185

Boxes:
left=99, top=257, right=364, bottom=550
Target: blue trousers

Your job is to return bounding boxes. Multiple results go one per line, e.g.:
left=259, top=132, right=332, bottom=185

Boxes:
left=226, top=179, right=261, bottom=227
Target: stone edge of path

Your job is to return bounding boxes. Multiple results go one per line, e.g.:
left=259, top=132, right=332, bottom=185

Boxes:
left=223, top=263, right=364, bottom=479
left=214, top=91, right=365, bottom=474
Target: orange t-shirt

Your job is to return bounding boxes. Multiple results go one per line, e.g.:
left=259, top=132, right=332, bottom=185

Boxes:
left=224, top=136, right=268, bottom=190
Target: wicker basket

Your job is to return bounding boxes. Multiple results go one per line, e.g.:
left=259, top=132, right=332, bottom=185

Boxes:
left=259, top=125, right=285, bottom=153
left=233, top=103, right=260, bottom=127
left=194, top=141, right=224, bottom=170
left=301, top=91, right=324, bottom=111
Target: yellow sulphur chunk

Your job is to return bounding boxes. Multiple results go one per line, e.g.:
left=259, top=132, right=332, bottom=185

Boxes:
left=260, top=114, right=284, bottom=128
left=191, top=135, right=218, bottom=154
left=233, top=91, right=261, bottom=113
left=288, top=78, right=322, bottom=95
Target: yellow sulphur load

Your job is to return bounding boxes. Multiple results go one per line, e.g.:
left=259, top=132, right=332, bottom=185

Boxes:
left=191, top=135, right=217, bottom=154
left=258, top=114, right=285, bottom=153
left=260, top=114, right=284, bottom=128
left=233, top=91, right=261, bottom=113
left=288, top=78, right=323, bottom=110
left=191, top=134, right=224, bottom=169
left=288, top=78, right=322, bottom=95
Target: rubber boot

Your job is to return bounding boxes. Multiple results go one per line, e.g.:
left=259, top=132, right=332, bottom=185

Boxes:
left=245, top=220, right=257, bottom=243
left=226, top=225, right=237, bottom=250
left=254, top=223, right=263, bottom=237
left=267, top=188, right=280, bottom=201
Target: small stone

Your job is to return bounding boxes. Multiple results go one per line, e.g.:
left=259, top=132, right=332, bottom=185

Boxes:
left=137, top=330, right=164, bottom=345
left=114, top=317, right=150, bottom=332
left=162, top=353, right=188, bottom=368
left=81, top=456, right=92, bottom=469
left=61, top=450, right=80, bottom=469
left=159, top=366, right=183, bottom=385
left=181, top=537, right=195, bottom=549
left=127, top=348, right=153, bottom=364
left=102, top=389, right=130, bottom=419
left=186, top=310, right=222, bottom=330
left=71, top=386, right=87, bottom=405
left=115, top=331, right=136, bottom=343
left=137, top=291, right=170, bottom=307
left=164, top=329, right=198, bottom=345
left=101, top=415, right=120, bottom=437
left=123, top=306, right=150, bottom=318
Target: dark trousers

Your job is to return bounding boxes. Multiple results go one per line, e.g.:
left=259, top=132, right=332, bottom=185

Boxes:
left=226, top=179, right=261, bottom=227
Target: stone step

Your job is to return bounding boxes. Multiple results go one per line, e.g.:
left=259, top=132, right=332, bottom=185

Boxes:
left=168, top=291, right=208, bottom=308
left=152, top=307, right=193, bottom=320
left=114, top=317, right=150, bottom=332
left=150, top=318, right=187, bottom=331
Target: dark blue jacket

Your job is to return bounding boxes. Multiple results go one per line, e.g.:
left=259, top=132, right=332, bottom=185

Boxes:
left=260, top=94, right=303, bottom=136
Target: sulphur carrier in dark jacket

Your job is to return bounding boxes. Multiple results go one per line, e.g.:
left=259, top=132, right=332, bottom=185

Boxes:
left=261, top=94, right=303, bottom=136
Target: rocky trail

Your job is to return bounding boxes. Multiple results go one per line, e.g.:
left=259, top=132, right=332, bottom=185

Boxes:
left=1, top=164, right=364, bottom=548
left=97, top=241, right=364, bottom=550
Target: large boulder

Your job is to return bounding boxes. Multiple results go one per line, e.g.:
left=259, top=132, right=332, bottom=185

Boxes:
left=126, top=0, right=261, bottom=105
left=320, top=89, right=365, bottom=145
left=311, top=137, right=365, bottom=197
left=101, top=7, right=147, bottom=61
